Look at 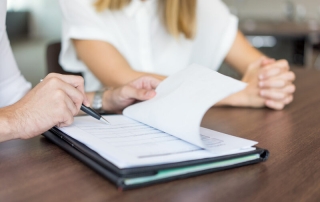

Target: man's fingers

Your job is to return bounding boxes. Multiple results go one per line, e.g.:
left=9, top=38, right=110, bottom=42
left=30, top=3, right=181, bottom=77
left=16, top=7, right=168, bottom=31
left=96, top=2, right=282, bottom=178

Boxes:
left=57, top=74, right=90, bottom=106
left=58, top=109, right=74, bottom=127
left=51, top=89, right=75, bottom=127
left=45, top=77, right=84, bottom=111
left=61, top=84, right=85, bottom=111
left=45, top=73, right=90, bottom=106
left=64, top=94, right=78, bottom=116
left=45, top=73, right=85, bottom=92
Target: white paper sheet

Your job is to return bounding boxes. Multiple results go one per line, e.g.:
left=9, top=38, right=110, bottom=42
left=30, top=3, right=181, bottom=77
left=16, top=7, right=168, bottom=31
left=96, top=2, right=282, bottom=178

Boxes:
left=124, top=64, right=247, bottom=148
left=59, top=115, right=257, bottom=168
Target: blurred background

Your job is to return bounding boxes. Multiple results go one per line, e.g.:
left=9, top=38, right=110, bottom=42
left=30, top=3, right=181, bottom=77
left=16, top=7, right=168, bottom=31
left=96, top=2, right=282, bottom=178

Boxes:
left=6, top=0, right=320, bottom=86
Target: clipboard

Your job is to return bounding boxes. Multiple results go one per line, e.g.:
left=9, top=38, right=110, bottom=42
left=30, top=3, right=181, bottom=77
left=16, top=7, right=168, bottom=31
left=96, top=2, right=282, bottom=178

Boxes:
left=43, top=128, right=269, bottom=190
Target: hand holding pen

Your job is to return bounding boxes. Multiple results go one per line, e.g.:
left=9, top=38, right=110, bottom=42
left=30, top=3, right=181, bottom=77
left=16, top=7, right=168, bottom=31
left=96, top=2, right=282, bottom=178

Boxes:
left=40, top=75, right=110, bottom=125
left=9, top=74, right=92, bottom=141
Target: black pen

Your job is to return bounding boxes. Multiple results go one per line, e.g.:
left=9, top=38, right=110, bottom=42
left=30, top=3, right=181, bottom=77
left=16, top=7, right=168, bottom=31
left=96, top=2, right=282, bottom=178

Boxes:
left=81, top=104, right=110, bottom=124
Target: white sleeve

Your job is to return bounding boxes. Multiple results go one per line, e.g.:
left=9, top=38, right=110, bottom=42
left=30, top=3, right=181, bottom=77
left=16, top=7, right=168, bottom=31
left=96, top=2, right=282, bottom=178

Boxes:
left=59, top=0, right=118, bottom=73
left=0, top=0, right=31, bottom=108
left=0, top=0, right=5, bottom=30
left=0, top=32, right=31, bottom=108
left=191, top=0, right=238, bottom=70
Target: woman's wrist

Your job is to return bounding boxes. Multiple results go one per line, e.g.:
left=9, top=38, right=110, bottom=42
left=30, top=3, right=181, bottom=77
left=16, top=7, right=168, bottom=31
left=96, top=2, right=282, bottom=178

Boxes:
left=86, top=89, right=112, bottom=113
left=86, top=89, right=116, bottom=113
left=215, top=89, right=248, bottom=107
left=101, top=89, right=114, bottom=112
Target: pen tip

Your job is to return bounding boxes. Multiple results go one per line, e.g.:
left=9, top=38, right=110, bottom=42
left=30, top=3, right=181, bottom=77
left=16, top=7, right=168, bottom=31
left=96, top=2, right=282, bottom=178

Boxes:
left=100, top=117, right=110, bottom=125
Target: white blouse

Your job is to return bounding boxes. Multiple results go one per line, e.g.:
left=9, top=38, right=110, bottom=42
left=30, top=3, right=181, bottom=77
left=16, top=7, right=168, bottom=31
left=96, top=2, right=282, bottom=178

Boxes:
left=59, top=0, right=238, bottom=91
left=0, top=0, right=31, bottom=108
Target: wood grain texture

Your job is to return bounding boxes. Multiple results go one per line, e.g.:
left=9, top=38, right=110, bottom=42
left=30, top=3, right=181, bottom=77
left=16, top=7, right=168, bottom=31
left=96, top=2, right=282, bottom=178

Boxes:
left=1, top=68, right=320, bottom=202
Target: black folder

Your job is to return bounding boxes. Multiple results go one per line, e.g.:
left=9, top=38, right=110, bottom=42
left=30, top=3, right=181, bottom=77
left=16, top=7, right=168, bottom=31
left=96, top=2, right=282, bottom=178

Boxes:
left=43, top=127, right=269, bottom=190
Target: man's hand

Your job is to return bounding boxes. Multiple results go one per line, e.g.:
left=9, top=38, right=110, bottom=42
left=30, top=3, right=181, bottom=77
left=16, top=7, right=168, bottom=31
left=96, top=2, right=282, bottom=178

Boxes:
left=0, top=73, right=89, bottom=141
left=102, top=76, right=161, bottom=113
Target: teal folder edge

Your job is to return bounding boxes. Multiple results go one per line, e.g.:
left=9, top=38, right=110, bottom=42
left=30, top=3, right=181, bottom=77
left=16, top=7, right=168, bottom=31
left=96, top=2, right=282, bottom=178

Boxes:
left=43, top=128, right=269, bottom=190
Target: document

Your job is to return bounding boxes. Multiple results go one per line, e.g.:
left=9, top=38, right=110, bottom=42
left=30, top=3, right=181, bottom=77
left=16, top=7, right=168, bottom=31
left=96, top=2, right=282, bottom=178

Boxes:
left=123, top=64, right=247, bottom=148
left=60, top=116, right=257, bottom=168
left=59, top=64, right=255, bottom=168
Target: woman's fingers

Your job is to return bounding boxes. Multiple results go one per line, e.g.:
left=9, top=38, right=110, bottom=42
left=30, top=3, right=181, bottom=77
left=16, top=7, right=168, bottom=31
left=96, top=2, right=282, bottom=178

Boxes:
left=260, top=84, right=295, bottom=100
left=259, top=71, right=295, bottom=88
left=265, top=95, right=294, bottom=110
left=242, top=58, right=294, bottom=110
left=260, top=79, right=287, bottom=88
left=258, top=63, right=295, bottom=110
left=259, top=60, right=290, bottom=80
left=122, top=85, right=156, bottom=101
left=130, top=76, right=161, bottom=90
left=265, top=100, right=285, bottom=110
left=260, top=90, right=286, bottom=100
left=261, top=58, right=276, bottom=66
left=284, top=95, right=294, bottom=104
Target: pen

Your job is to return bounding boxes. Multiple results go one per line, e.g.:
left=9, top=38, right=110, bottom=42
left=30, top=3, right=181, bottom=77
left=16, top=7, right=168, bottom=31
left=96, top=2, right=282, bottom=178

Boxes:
left=80, top=104, right=110, bottom=124
left=40, top=79, right=109, bottom=125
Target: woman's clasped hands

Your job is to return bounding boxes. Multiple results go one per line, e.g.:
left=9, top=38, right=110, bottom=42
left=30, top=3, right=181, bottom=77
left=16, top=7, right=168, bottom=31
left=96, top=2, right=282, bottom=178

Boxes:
left=242, top=57, right=296, bottom=110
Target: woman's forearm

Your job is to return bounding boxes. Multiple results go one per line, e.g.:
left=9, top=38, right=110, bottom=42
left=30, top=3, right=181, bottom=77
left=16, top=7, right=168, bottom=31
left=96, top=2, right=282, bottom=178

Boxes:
left=224, top=30, right=265, bottom=75
left=73, top=39, right=165, bottom=87
left=215, top=90, right=247, bottom=107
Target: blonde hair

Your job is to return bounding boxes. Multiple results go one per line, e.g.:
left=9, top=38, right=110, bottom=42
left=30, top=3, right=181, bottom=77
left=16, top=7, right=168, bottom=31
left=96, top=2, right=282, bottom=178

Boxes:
left=94, top=0, right=197, bottom=39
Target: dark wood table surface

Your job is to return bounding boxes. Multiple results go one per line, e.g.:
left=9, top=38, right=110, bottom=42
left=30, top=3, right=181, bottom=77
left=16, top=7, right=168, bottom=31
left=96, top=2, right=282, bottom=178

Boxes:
left=1, top=68, right=320, bottom=202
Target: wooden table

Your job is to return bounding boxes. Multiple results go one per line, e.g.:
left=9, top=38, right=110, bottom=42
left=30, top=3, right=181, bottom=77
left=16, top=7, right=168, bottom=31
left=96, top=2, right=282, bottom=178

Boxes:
left=1, top=68, right=320, bottom=202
